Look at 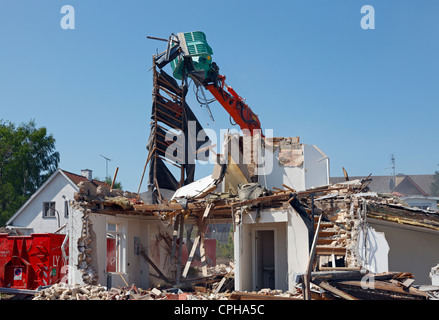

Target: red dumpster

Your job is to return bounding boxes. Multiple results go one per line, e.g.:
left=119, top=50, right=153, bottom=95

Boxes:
left=0, top=233, right=67, bottom=290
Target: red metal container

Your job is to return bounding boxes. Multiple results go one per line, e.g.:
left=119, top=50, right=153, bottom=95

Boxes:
left=0, top=233, right=67, bottom=290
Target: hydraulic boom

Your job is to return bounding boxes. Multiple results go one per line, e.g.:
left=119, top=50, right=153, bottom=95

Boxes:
left=150, top=31, right=262, bottom=135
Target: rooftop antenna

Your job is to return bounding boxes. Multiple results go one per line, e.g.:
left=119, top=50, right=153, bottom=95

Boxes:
left=100, top=154, right=111, bottom=178
left=390, top=154, right=396, bottom=178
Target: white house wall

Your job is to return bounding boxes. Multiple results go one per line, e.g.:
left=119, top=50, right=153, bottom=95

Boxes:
left=286, top=205, right=310, bottom=290
left=234, top=205, right=309, bottom=292
left=67, top=207, right=84, bottom=285
left=88, top=214, right=154, bottom=289
left=234, top=222, right=252, bottom=291
left=10, top=172, right=76, bottom=234
left=369, top=218, right=439, bottom=285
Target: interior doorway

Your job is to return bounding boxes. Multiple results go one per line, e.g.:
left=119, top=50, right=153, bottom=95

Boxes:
left=255, top=229, right=275, bottom=290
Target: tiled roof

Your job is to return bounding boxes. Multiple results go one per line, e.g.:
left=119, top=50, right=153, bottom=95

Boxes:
left=408, top=175, right=435, bottom=196
left=61, top=170, right=108, bottom=188
left=330, top=174, right=435, bottom=196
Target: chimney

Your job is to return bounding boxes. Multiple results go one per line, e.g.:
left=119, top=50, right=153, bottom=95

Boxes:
left=81, top=169, right=93, bottom=181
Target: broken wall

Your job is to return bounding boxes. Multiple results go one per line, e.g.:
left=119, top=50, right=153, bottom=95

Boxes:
left=257, top=138, right=329, bottom=192
left=67, top=206, right=178, bottom=288
left=67, top=179, right=180, bottom=289
left=357, top=224, right=389, bottom=273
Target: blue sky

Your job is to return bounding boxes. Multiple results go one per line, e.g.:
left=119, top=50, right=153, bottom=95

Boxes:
left=1, top=1, right=438, bottom=192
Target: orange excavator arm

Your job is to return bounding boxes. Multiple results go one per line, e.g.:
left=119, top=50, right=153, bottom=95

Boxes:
left=149, top=32, right=263, bottom=135
left=205, top=74, right=262, bottom=135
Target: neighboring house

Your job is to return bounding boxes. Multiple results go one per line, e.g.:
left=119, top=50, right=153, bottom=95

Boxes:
left=400, top=195, right=439, bottom=211
left=330, top=174, right=437, bottom=209
left=6, top=169, right=107, bottom=235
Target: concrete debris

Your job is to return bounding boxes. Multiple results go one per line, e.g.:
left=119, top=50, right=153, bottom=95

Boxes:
left=33, top=283, right=108, bottom=300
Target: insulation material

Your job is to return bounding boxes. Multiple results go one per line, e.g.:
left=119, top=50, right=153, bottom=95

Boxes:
left=171, top=175, right=216, bottom=200
left=279, top=148, right=303, bottom=167
left=274, top=137, right=303, bottom=167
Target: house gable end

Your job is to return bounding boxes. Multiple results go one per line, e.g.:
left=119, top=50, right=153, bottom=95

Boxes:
left=6, top=169, right=79, bottom=227
left=394, top=176, right=428, bottom=196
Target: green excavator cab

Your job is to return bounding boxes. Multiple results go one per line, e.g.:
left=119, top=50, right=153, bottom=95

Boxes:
left=170, top=31, right=213, bottom=80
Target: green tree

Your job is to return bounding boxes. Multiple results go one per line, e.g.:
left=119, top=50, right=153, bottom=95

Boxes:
left=216, top=229, right=234, bottom=260
left=430, top=168, right=439, bottom=196
left=103, top=176, right=123, bottom=190
left=0, top=120, right=59, bottom=226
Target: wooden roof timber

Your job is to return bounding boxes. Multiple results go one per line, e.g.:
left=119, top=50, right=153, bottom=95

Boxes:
left=131, top=186, right=349, bottom=215
left=75, top=185, right=354, bottom=219
left=132, top=193, right=288, bottom=213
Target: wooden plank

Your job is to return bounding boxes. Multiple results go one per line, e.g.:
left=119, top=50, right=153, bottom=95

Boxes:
left=213, top=268, right=234, bottom=294
left=311, top=270, right=365, bottom=281
left=303, top=214, right=322, bottom=300
left=169, top=215, right=179, bottom=265
left=317, top=238, right=335, bottom=245
left=315, top=221, right=334, bottom=227
left=138, top=242, right=171, bottom=284
left=224, top=155, right=250, bottom=194
left=137, top=147, right=156, bottom=195
left=176, top=214, right=184, bottom=285
left=233, top=193, right=290, bottom=207
left=230, top=292, right=303, bottom=300
left=199, top=217, right=208, bottom=277
left=182, top=235, right=200, bottom=278
left=401, top=278, right=415, bottom=289
left=315, top=246, right=346, bottom=256
left=118, top=272, right=129, bottom=287
left=282, top=184, right=295, bottom=192
left=318, top=231, right=340, bottom=238
left=110, top=167, right=119, bottom=191
left=335, top=280, right=428, bottom=299
left=134, top=202, right=206, bottom=212
left=312, top=279, right=359, bottom=300
left=317, top=267, right=362, bottom=272
left=202, top=202, right=213, bottom=220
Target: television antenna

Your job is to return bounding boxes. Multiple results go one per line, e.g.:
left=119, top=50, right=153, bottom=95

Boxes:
left=100, top=154, right=111, bottom=178
left=390, top=154, right=396, bottom=178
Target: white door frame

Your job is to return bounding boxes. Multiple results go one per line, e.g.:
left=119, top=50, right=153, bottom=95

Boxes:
left=252, top=226, right=278, bottom=290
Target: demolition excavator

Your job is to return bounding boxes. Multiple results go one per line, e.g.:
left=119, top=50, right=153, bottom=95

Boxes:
left=149, top=31, right=262, bottom=135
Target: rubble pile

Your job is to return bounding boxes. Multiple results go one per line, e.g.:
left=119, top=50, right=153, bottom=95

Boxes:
left=33, top=283, right=108, bottom=300
left=31, top=283, right=230, bottom=300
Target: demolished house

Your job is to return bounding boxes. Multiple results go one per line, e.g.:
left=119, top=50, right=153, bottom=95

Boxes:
left=29, top=43, right=439, bottom=301
left=64, top=134, right=439, bottom=300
